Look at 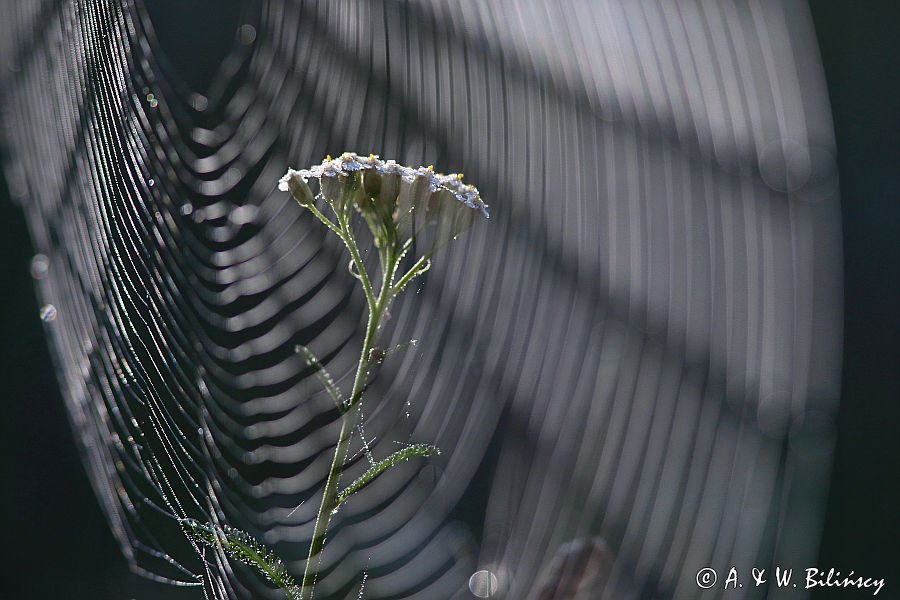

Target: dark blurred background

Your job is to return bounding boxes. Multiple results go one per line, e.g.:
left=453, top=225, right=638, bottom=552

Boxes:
left=1, top=1, right=896, bottom=598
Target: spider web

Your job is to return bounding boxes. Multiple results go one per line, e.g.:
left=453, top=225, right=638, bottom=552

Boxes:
left=1, top=1, right=842, bottom=599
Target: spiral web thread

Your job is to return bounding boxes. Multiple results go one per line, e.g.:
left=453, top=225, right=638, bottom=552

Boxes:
left=1, top=1, right=841, bottom=598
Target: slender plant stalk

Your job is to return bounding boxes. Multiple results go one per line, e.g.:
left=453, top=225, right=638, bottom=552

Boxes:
left=300, top=216, right=404, bottom=599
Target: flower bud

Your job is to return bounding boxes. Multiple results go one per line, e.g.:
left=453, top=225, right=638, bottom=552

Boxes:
left=277, top=169, right=313, bottom=206
left=321, top=172, right=360, bottom=213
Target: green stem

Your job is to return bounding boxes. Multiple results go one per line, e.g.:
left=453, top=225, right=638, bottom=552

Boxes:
left=300, top=227, right=398, bottom=599
left=305, top=202, right=348, bottom=242
left=338, top=212, right=377, bottom=313
left=300, top=411, right=354, bottom=598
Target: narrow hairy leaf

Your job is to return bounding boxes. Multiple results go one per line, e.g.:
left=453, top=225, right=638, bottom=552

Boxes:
left=335, top=444, right=441, bottom=510
left=295, top=344, right=345, bottom=410
left=386, top=339, right=418, bottom=356
left=181, top=519, right=301, bottom=600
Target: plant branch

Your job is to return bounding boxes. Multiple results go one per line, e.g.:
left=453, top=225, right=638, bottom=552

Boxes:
left=389, top=253, right=431, bottom=299
left=305, top=201, right=347, bottom=242
left=339, top=212, right=377, bottom=313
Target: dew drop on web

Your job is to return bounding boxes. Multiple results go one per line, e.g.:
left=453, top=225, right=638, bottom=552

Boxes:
left=238, top=24, right=257, bottom=45
left=30, top=254, right=49, bottom=279
left=468, top=570, right=498, bottom=598
left=39, top=303, right=57, bottom=322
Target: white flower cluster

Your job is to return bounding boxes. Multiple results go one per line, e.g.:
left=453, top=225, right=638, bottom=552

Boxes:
left=279, top=152, right=489, bottom=219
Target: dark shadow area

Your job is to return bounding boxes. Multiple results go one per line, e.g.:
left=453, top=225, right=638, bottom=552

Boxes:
left=811, top=1, right=900, bottom=596
left=142, top=0, right=245, bottom=93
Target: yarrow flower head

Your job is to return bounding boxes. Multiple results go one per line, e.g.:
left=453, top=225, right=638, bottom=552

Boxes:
left=280, top=153, right=488, bottom=256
